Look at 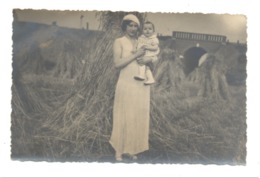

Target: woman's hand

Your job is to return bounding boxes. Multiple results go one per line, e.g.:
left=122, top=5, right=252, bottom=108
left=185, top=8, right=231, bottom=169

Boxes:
left=137, top=56, right=153, bottom=65
left=134, top=48, right=145, bottom=58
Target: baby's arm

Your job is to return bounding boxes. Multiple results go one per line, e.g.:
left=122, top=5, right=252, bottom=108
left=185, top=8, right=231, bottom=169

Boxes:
left=143, top=44, right=159, bottom=51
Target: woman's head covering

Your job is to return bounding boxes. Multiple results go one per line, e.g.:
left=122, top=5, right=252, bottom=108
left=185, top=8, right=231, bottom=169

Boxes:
left=122, top=14, right=140, bottom=27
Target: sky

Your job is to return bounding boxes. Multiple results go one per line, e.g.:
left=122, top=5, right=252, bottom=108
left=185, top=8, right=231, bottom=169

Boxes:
left=15, top=9, right=247, bottom=43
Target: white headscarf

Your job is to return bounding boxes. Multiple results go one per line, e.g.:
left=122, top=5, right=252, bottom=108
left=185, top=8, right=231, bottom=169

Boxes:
left=122, top=14, right=140, bottom=27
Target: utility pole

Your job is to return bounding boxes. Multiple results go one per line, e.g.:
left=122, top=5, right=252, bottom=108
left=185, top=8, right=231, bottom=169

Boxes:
left=80, top=15, right=84, bottom=29
left=86, top=22, right=89, bottom=30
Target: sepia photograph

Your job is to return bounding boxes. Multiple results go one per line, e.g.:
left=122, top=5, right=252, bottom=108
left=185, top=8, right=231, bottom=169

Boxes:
left=11, top=9, right=248, bottom=165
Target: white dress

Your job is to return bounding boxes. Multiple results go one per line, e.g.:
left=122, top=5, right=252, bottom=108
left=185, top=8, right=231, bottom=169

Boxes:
left=109, top=36, right=151, bottom=155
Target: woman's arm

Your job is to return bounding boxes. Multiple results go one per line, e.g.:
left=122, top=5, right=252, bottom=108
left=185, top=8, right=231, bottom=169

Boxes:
left=136, top=56, right=154, bottom=65
left=113, top=39, right=145, bottom=69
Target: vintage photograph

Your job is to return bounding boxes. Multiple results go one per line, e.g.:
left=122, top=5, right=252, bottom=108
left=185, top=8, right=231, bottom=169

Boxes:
left=12, top=9, right=247, bottom=165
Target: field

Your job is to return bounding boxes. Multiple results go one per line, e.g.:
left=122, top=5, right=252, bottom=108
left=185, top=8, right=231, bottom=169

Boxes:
left=11, top=20, right=247, bottom=164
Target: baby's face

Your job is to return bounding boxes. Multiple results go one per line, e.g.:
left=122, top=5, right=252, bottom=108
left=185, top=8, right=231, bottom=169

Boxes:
left=143, top=23, right=154, bottom=37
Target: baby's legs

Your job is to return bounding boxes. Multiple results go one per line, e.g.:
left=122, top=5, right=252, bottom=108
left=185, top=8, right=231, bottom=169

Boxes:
left=134, top=60, right=146, bottom=81
left=134, top=56, right=156, bottom=84
left=144, top=66, right=155, bottom=85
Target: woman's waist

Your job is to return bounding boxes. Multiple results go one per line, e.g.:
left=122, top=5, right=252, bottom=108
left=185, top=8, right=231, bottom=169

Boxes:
left=118, top=62, right=138, bottom=76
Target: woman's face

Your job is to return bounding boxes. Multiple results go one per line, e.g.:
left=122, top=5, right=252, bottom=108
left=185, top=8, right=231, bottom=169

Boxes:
left=125, top=21, right=139, bottom=37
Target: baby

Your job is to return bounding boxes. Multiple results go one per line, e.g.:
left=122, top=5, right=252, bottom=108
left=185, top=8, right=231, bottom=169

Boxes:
left=134, top=21, right=160, bottom=85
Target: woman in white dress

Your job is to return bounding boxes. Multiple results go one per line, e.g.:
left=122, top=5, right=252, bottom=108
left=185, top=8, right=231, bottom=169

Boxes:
left=109, top=14, right=153, bottom=161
